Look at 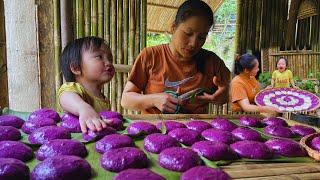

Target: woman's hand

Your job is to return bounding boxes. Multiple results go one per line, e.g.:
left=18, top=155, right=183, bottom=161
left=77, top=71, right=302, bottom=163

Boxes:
left=152, top=93, right=182, bottom=113
left=265, top=85, right=273, bottom=89
left=78, top=106, right=107, bottom=133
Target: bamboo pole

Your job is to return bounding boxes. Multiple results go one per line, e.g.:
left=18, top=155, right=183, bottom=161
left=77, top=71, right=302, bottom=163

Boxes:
left=76, top=0, right=84, bottom=38
left=91, top=0, right=98, bottom=36
left=117, top=0, right=123, bottom=113
left=60, top=0, right=73, bottom=49
left=123, top=0, right=129, bottom=114
left=240, top=0, right=247, bottom=53
left=84, top=0, right=91, bottom=36
left=54, top=0, right=62, bottom=109
left=103, top=0, right=110, bottom=101
left=129, top=0, right=136, bottom=65
left=0, top=0, right=8, bottom=108
left=111, top=0, right=117, bottom=111
left=235, top=0, right=242, bottom=54
left=246, top=0, right=252, bottom=51
left=265, top=0, right=271, bottom=48
left=135, top=0, right=141, bottom=57
left=254, top=0, right=261, bottom=51
left=98, top=0, right=103, bottom=38
left=140, top=0, right=147, bottom=49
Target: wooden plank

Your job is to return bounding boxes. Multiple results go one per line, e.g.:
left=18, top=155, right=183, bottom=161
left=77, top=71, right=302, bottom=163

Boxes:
left=222, top=163, right=317, bottom=170
left=124, top=114, right=264, bottom=120
left=0, top=0, right=8, bottom=108
left=236, top=173, right=320, bottom=180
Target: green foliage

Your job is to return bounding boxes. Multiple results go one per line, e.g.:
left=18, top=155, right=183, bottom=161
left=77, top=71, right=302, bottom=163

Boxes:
left=298, top=80, right=317, bottom=93
left=258, top=72, right=272, bottom=86
left=146, top=33, right=170, bottom=47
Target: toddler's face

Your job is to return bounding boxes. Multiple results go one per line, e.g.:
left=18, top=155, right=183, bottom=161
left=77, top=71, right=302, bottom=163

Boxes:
left=277, top=58, right=287, bottom=72
left=81, top=44, right=115, bottom=84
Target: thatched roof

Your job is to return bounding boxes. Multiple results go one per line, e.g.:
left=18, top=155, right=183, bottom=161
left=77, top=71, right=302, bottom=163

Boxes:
left=147, top=0, right=225, bottom=33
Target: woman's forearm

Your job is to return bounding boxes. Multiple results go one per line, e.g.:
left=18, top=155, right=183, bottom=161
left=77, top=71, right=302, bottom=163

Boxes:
left=121, top=92, right=156, bottom=111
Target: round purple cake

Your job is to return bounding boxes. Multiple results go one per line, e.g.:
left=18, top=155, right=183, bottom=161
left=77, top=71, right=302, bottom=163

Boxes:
left=156, top=121, right=186, bottom=133
left=181, top=166, right=231, bottom=180
left=265, top=139, right=306, bottom=157
left=127, top=121, right=159, bottom=136
left=158, top=147, right=201, bottom=172
left=0, top=141, right=33, bottom=162
left=239, top=116, right=263, bottom=127
left=201, top=128, right=235, bottom=145
left=95, top=134, right=134, bottom=154
left=0, top=115, right=24, bottom=129
left=28, top=108, right=61, bottom=122
left=99, top=110, right=122, bottom=119
left=211, top=117, right=238, bottom=131
left=28, top=126, right=71, bottom=145
left=144, top=133, right=180, bottom=154
left=231, top=127, right=263, bottom=141
left=36, top=139, right=87, bottom=161
left=290, top=125, right=316, bottom=137
left=0, top=158, right=29, bottom=180
left=60, top=113, right=81, bottom=133
left=31, top=155, right=91, bottom=180
left=113, top=169, right=165, bottom=180
left=310, top=136, right=320, bottom=151
left=230, top=140, right=272, bottom=159
left=186, top=120, right=212, bottom=133
left=21, top=117, right=56, bottom=134
left=103, top=118, right=124, bottom=130
left=168, top=128, right=201, bottom=146
left=100, top=147, right=148, bottom=172
left=82, top=126, right=117, bottom=142
left=191, top=141, right=237, bottom=161
left=0, top=126, right=21, bottom=141
left=262, top=117, right=288, bottom=126
left=264, top=125, right=294, bottom=138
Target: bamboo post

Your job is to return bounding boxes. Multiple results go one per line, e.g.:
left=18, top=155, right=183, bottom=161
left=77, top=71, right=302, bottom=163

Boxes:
left=117, top=0, right=123, bottom=113
left=140, top=0, right=147, bottom=49
left=91, top=0, right=98, bottom=36
left=76, top=0, right=84, bottom=38
left=84, top=0, right=91, bottom=36
left=254, top=0, right=261, bottom=51
left=111, top=0, right=117, bottom=111
left=60, top=0, right=74, bottom=49
left=246, top=0, right=252, bottom=51
left=103, top=0, right=110, bottom=100
left=235, top=0, right=242, bottom=53
left=135, top=0, right=141, bottom=57
left=54, top=0, right=62, bottom=109
left=129, top=0, right=136, bottom=65
left=123, top=0, right=129, bottom=114
left=0, top=0, right=8, bottom=108
left=97, top=0, right=103, bottom=38
left=285, top=0, right=302, bottom=50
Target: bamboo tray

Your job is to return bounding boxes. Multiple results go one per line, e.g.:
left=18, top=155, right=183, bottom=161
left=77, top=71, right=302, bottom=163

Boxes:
left=300, top=133, right=320, bottom=161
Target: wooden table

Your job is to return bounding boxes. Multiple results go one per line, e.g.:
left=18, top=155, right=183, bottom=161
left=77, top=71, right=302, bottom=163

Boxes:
left=125, top=114, right=320, bottom=180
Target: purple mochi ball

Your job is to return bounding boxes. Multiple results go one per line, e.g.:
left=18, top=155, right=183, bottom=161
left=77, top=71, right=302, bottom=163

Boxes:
left=230, top=140, right=272, bottom=159
left=31, top=155, right=92, bottom=180
left=99, top=110, right=123, bottom=119
left=290, top=125, right=316, bottom=137
left=181, top=166, right=231, bottom=180
left=0, top=126, right=21, bottom=141
left=239, top=116, right=263, bottom=127
left=158, top=147, right=201, bottom=172
left=201, top=128, right=235, bottom=145
left=100, top=147, right=148, bottom=172
left=262, top=117, right=288, bottom=126
left=144, top=133, right=180, bottom=154
left=82, top=126, right=117, bottom=142
left=310, top=136, right=320, bottom=151
left=21, top=117, right=57, bottom=134
left=60, top=113, right=81, bottom=133
left=186, top=120, right=212, bottom=133
left=211, top=118, right=237, bottom=131
left=28, top=126, right=71, bottom=145
left=28, top=108, right=61, bottom=122
left=191, top=141, right=237, bottom=161
left=265, top=139, right=306, bottom=157
left=156, top=120, right=186, bottom=133
left=114, top=168, right=165, bottom=180
left=103, top=118, right=124, bottom=130
left=168, top=128, right=201, bottom=146
left=264, top=125, right=294, bottom=138
left=95, top=134, right=134, bottom=154
left=0, top=141, right=33, bottom=162
left=0, top=115, right=25, bottom=128
left=36, top=139, right=88, bottom=161
left=127, top=121, right=159, bottom=136
left=231, top=127, right=263, bottom=141
left=0, top=158, right=30, bottom=180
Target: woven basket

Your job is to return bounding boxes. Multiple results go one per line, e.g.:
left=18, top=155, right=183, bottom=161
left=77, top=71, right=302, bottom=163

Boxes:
left=297, top=0, right=318, bottom=19
left=300, top=133, right=320, bottom=161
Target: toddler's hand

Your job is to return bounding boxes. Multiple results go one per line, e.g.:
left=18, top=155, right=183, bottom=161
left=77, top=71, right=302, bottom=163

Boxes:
left=79, top=107, right=107, bottom=133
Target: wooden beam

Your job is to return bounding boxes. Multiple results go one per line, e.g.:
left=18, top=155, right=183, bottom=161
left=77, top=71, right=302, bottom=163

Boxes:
left=0, top=0, right=8, bottom=108
left=147, top=2, right=178, bottom=10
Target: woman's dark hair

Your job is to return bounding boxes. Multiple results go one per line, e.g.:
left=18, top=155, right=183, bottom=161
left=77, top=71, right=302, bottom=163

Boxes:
left=276, top=57, right=288, bottom=68
left=174, top=1, right=214, bottom=73
left=234, top=54, right=257, bottom=75
left=60, top=36, right=106, bottom=82
left=175, top=0, right=214, bottom=28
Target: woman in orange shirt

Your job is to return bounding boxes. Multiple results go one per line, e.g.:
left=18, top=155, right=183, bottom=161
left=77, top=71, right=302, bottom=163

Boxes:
left=121, top=1, right=230, bottom=114
left=230, top=54, right=280, bottom=114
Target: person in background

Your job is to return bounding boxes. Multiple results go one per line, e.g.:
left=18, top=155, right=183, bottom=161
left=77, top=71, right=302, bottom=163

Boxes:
left=268, top=57, right=298, bottom=88
left=58, top=36, right=115, bottom=133
left=230, top=54, right=281, bottom=114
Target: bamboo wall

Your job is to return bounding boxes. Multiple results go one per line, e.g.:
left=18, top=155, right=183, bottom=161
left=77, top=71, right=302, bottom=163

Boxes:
left=0, top=0, right=8, bottom=108
left=235, top=0, right=320, bottom=79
